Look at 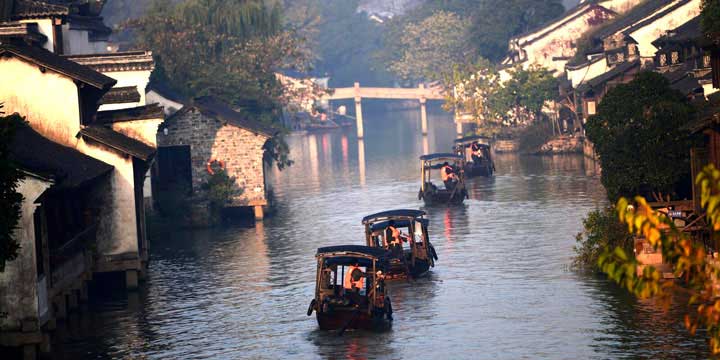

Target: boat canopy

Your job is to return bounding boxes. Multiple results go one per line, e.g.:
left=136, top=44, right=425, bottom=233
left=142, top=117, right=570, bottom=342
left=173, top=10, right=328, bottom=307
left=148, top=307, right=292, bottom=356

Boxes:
left=419, top=153, right=463, bottom=162
left=453, top=135, right=490, bottom=145
left=369, top=218, right=428, bottom=232
left=361, top=209, right=426, bottom=224
left=317, top=245, right=391, bottom=268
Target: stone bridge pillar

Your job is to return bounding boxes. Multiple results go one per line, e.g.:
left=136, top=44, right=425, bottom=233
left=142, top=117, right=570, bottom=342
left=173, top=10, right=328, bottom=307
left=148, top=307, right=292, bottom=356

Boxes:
left=354, top=82, right=364, bottom=139
left=420, top=96, right=428, bottom=135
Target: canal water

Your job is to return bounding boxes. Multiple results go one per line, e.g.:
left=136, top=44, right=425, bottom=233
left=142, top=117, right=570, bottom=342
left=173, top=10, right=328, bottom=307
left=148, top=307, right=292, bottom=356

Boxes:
left=52, top=107, right=710, bottom=359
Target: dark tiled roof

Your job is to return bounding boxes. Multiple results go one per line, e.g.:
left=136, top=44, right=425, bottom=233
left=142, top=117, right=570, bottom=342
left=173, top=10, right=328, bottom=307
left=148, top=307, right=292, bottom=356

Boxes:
left=0, top=21, right=47, bottom=43
left=592, top=0, right=676, bottom=40
left=67, top=15, right=111, bottom=41
left=622, top=0, right=693, bottom=36
left=79, top=126, right=155, bottom=161
left=652, top=17, right=704, bottom=48
left=96, top=103, right=164, bottom=123
left=7, top=0, right=69, bottom=20
left=65, top=51, right=154, bottom=72
left=99, top=86, right=141, bottom=105
left=513, top=1, right=613, bottom=45
left=665, top=70, right=703, bottom=94
left=7, top=116, right=113, bottom=188
left=171, top=96, right=276, bottom=137
left=0, top=43, right=115, bottom=89
left=576, top=60, right=640, bottom=93
left=147, top=80, right=187, bottom=103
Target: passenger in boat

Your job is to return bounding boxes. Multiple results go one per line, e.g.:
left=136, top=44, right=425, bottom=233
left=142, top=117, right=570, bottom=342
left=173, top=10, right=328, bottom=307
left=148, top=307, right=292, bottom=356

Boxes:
left=441, top=162, right=458, bottom=190
left=386, top=221, right=404, bottom=258
left=343, top=263, right=364, bottom=292
left=471, top=142, right=483, bottom=164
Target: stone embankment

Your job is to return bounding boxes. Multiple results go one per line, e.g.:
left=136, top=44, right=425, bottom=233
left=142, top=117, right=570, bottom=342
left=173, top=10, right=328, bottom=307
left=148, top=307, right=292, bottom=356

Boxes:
left=536, top=135, right=583, bottom=154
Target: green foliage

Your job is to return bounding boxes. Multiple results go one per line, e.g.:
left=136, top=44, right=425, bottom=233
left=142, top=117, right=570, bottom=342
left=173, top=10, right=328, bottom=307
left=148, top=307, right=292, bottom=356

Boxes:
left=130, top=0, right=303, bottom=170
left=598, top=172, right=720, bottom=353
left=443, top=63, right=557, bottom=136
left=283, top=0, right=392, bottom=87
left=585, top=71, right=696, bottom=202
left=202, top=168, right=243, bottom=221
left=572, top=206, right=633, bottom=270
left=516, top=120, right=554, bottom=153
left=387, top=0, right=565, bottom=63
left=387, top=11, right=473, bottom=83
left=701, top=0, right=720, bottom=39
left=492, top=65, right=558, bottom=122
left=0, top=109, right=24, bottom=272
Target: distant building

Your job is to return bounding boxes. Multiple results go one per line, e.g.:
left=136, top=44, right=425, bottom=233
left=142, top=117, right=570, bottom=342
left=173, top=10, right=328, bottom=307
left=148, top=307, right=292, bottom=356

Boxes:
left=156, top=96, right=276, bottom=222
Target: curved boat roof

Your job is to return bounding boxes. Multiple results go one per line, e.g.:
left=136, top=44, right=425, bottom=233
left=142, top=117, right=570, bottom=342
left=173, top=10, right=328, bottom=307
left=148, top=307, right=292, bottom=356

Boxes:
left=453, top=135, right=491, bottom=144
left=317, top=245, right=390, bottom=259
left=370, top=218, right=429, bottom=231
left=419, top=153, right=463, bottom=161
left=361, top=209, right=426, bottom=224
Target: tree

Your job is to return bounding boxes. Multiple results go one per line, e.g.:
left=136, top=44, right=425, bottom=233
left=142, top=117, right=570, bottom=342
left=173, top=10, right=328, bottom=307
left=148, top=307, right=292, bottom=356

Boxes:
left=130, top=0, right=306, bottom=169
left=490, top=65, right=558, bottom=125
left=386, top=0, right=565, bottom=63
left=443, top=63, right=557, bottom=136
left=599, top=165, right=720, bottom=354
left=387, top=11, right=473, bottom=83
left=0, top=107, right=23, bottom=272
left=585, top=72, right=696, bottom=202
left=701, top=0, right=720, bottom=39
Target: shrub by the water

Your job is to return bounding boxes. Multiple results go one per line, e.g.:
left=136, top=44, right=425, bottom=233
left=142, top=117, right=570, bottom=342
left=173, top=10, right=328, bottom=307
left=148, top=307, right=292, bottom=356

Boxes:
left=517, top=120, right=554, bottom=153
left=573, top=206, right=633, bottom=271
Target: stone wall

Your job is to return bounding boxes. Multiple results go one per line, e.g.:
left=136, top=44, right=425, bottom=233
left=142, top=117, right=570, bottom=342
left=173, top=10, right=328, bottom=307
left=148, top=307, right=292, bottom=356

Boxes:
left=537, top=135, right=583, bottom=154
left=494, top=139, right=520, bottom=153
left=158, top=108, right=270, bottom=207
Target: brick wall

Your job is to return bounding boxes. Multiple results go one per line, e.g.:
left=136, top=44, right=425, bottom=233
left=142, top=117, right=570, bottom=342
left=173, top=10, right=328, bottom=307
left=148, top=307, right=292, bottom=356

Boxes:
left=158, top=109, right=270, bottom=207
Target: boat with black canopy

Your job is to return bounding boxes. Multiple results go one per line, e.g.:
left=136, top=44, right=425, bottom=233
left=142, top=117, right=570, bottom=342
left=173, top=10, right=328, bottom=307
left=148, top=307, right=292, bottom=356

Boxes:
left=361, top=209, right=438, bottom=279
left=453, top=135, right=494, bottom=177
left=418, top=153, right=468, bottom=205
left=307, top=245, right=393, bottom=331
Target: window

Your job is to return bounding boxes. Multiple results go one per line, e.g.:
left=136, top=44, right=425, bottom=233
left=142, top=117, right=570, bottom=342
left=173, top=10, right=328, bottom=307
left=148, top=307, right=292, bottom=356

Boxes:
left=660, top=53, right=667, bottom=66
left=616, top=53, right=625, bottom=63
left=671, top=51, right=679, bottom=64
left=704, top=55, right=711, bottom=68
left=587, top=101, right=597, bottom=116
left=628, top=44, right=636, bottom=55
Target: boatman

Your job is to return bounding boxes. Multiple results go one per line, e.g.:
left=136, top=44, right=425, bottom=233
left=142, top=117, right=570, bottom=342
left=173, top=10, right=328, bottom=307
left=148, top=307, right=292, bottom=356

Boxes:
left=471, top=142, right=483, bottom=164
left=386, top=221, right=405, bottom=256
left=344, top=263, right=364, bottom=291
left=441, top=162, right=458, bottom=190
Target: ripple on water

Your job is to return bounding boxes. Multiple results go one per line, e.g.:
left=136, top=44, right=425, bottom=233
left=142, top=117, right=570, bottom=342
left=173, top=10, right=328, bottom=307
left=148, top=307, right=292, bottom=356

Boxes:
left=51, top=111, right=710, bottom=359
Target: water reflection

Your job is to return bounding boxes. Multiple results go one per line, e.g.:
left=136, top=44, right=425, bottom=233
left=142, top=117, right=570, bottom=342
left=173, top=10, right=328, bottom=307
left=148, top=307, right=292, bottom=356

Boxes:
left=51, top=106, right=711, bottom=359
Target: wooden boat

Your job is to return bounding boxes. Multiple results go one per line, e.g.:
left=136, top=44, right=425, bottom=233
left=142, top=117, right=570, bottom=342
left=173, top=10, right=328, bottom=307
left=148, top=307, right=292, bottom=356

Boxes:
left=361, top=209, right=438, bottom=280
left=453, top=135, right=495, bottom=177
left=418, top=153, right=468, bottom=205
left=307, top=245, right=393, bottom=331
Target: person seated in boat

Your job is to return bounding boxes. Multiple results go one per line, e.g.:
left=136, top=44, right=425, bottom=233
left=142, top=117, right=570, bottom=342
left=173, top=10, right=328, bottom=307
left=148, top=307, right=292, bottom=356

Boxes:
left=471, top=142, right=483, bottom=164
left=344, top=263, right=364, bottom=293
left=386, top=221, right=405, bottom=258
left=441, top=162, right=458, bottom=190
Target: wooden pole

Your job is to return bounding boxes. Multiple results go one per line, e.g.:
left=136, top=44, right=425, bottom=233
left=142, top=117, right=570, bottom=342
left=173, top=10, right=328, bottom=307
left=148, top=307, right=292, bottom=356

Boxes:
left=419, top=84, right=428, bottom=136
left=354, top=82, right=364, bottom=139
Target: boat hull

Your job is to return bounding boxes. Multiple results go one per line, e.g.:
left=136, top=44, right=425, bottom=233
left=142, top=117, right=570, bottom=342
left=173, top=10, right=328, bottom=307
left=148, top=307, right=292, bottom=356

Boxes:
left=421, top=189, right=466, bottom=205
left=386, top=259, right=432, bottom=280
left=464, top=163, right=493, bottom=177
left=316, top=309, right=391, bottom=331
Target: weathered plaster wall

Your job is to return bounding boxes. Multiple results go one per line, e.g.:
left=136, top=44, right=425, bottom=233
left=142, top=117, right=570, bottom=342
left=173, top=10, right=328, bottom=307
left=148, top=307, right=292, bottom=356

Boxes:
left=0, top=57, right=81, bottom=144
left=103, top=71, right=151, bottom=106
left=0, top=58, right=141, bottom=262
left=111, top=118, right=163, bottom=147
left=628, top=0, right=701, bottom=58
left=76, top=140, right=139, bottom=257
left=598, top=0, right=645, bottom=14
left=567, top=57, right=610, bottom=87
left=158, top=109, right=270, bottom=206
left=521, top=6, right=614, bottom=73
left=146, top=90, right=184, bottom=116
left=19, top=18, right=55, bottom=52
left=0, top=177, right=51, bottom=333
